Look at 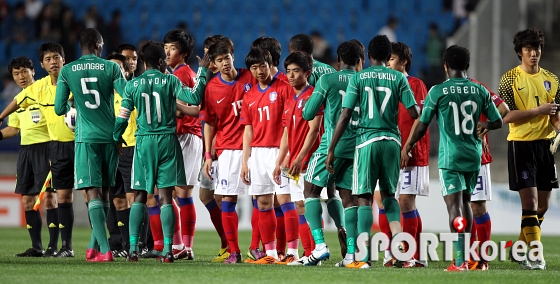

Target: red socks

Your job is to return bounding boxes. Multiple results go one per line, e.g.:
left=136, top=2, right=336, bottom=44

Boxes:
left=299, top=215, right=313, bottom=256
left=259, top=208, right=277, bottom=249
left=275, top=207, right=286, bottom=253
left=178, top=197, right=196, bottom=248
left=222, top=201, right=240, bottom=253
left=250, top=199, right=261, bottom=250
left=148, top=206, right=164, bottom=252
left=205, top=200, right=227, bottom=249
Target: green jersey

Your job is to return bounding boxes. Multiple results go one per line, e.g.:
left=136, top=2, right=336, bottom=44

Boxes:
left=113, top=68, right=207, bottom=142
left=302, top=69, right=358, bottom=159
left=343, top=65, right=416, bottom=146
left=309, top=59, right=336, bottom=87
left=420, top=78, right=501, bottom=171
left=55, top=54, right=126, bottom=143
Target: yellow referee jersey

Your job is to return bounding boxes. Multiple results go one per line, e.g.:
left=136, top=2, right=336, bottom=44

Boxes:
left=114, top=92, right=137, bottom=147
left=7, top=104, right=50, bottom=145
left=15, top=75, right=75, bottom=142
left=499, top=66, right=560, bottom=141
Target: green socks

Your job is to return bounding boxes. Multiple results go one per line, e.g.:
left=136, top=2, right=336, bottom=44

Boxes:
left=344, top=206, right=358, bottom=255
left=326, top=197, right=345, bottom=229
left=88, top=198, right=109, bottom=253
left=357, top=206, right=373, bottom=262
left=160, top=204, right=175, bottom=255
left=454, top=233, right=465, bottom=266
left=129, top=202, right=146, bottom=253
left=304, top=198, right=324, bottom=245
left=382, top=197, right=400, bottom=224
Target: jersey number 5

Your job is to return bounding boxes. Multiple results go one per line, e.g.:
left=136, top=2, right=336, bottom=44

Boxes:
left=81, top=78, right=100, bottom=109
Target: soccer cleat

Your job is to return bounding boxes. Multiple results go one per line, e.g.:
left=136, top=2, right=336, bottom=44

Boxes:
left=252, top=255, right=279, bottom=264
left=392, top=242, right=406, bottom=268
left=43, top=247, right=59, bottom=257
left=247, top=248, right=265, bottom=261
left=335, top=258, right=353, bottom=267
left=85, top=248, right=98, bottom=260
left=140, top=249, right=161, bottom=258
left=16, top=247, right=44, bottom=257
left=127, top=251, right=139, bottom=262
left=224, top=252, right=242, bottom=264
left=157, top=252, right=174, bottom=263
left=305, top=246, right=330, bottom=266
left=345, top=261, right=371, bottom=269
left=277, top=251, right=285, bottom=261
left=186, top=249, right=194, bottom=260
left=383, top=256, right=395, bottom=267
left=277, top=254, right=296, bottom=265
left=403, top=258, right=419, bottom=268
left=173, top=247, right=188, bottom=260
left=338, top=227, right=347, bottom=257
left=287, top=256, right=307, bottom=266
left=509, top=249, right=532, bottom=269
left=415, top=260, right=428, bottom=267
left=57, top=248, right=75, bottom=258
left=531, top=259, right=546, bottom=270
left=87, top=251, right=114, bottom=262
left=467, top=260, right=479, bottom=270
left=445, top=262, right=468, bottom=272
left=113, top=249, right=129, bottom=258
left=476, top=260, right=488, bottom=270
left=211, top=248, right=230, bottom=263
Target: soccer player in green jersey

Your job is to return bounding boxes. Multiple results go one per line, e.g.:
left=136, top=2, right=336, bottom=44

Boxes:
left=302, top=40, right=365, bottom=268
left=114, top=41, right=209, bottom=263
left=327, top=35, right=419, bottom=268
left=402, top=45, right=502, bottom=271
left=54, top=28, right=127, bottom=262
left=289, top=34, right=336, bottom=87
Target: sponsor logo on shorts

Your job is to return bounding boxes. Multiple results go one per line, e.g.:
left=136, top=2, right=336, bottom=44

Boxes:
left=314, top=176, right=321, bottom=181
left=135, top=181, right=140, bottom=186
left=448, top=184, right=455, bottom=190
left=78, top=179, right=83, bottom=184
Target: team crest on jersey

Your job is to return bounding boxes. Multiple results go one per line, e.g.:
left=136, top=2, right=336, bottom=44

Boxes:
left=269, top=92, right=277, bottom=102
left=244, top=83, right=252, bottom=92
left=544, top=81, right=551, bottom=92
left=297, top=99, right=304, bottom=109
left=30, top=109, right=41, bottom=123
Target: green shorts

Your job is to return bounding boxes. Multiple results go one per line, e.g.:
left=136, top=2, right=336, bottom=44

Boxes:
left=353, top=139, right=400, bottom=195
left=305, top=152, right=353, bottom=190
left=131, top=134, right=186, bottom=194
left=74, top=142, right=118, bottom=189
left=438, top=169, right=479, bottom=196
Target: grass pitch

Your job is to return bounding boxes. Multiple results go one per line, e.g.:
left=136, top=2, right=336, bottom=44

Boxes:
left=0, top=227, right=558, bottom=284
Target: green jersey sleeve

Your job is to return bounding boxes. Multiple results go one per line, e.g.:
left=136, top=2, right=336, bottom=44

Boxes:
left=399, top=75, right=416, bottom=109
left=111, top=62, right=127, bottom=96
left=302, top=75, right=327, bottom=121
left=54, top=69, right=71, bottom=116
left=419, top=86, right=438, bottom=125
left=342, top=75, right=359, bottom=110
left=113, top=82, right=134, bottom=143
left=175, top=67, right=208, bottom=105
left=480, top=86, right=501, bottom=123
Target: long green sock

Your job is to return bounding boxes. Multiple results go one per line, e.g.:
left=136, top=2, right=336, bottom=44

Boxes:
left=88, top=198, right=110, bottom=253
left=102, top=200, right=110, bottom=216
left=160, top=204, right=175, bottom=255
left=454, top=233, right=465, bottom=266
left=129, top=202, right=146, bottom=253
left=87, top=216, right=98, bottom=250
left=304, top=198, right=324, bottom=244
left=357, top=206, right=373, bottom=262
left=344, top=206, right=358, bottom=255
left=326, top=197, right=345, bottom=229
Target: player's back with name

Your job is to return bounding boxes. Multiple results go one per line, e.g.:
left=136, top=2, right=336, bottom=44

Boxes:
left=71, top=62, right=105, bottom=71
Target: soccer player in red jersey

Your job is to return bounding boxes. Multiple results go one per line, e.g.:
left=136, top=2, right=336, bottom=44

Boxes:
left=239, top=48, right=295, bottom=264
left=385, top=42, right=430, bottom=268
left=200, top=41, right=257, bottom=264
left=466, top=78, right=509, bottom=270
left=273, top=51, right=323, bottom=265
left=252, top=36, right=288, bottom=83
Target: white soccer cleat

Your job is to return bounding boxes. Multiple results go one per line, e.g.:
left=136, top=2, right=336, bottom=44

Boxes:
left=531, top=259, right=546, bottom=270
left=305, top=246, right=330, bottom=266
left=287, top=256, right=307, bottom=266
left=335, top=258, right=353, bottom=267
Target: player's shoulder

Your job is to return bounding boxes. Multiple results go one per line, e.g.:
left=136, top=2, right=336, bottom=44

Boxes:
left=407, top=75, right=426, bottom=86
left=541, top=67, right=559, bottom=83
left=500, top=66, right=521, bottom=83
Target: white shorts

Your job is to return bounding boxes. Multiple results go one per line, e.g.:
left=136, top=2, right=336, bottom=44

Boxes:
left=289, top=172, right=328, bottom=201
left=396, top=166, right=430, bottom=198
left=199, top=160, right=217, bottom=190
left=471, top=163, right=491, bottom=201
left=248, top=147, right=288, bottom=195
left=178, top=133, right=203, bottom=186
left=214, top=150, right=247, bottom=196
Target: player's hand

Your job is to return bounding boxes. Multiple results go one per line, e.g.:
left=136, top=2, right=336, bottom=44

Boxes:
left=288, top=157, right=303, bottom=177
left=537, top=103, right=559, bottom=115
left=481, top=136, right=489, bottom=153
left=240, top=164, right=251, bottom=185
left=116, top=143, right=123, bottom=156
left=326, top=151, right=335, bottom=174
left=272, top=165, right=282, bottom=185
left=281, top=154, right=290, bottom=168
left=400, top=149, right=411, bottom=169
left=197, top=53, right=211, bottom=69
left=203, top=158, right=213, bottom=180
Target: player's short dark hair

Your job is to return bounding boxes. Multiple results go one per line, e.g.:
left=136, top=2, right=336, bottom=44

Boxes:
left=245, top=48, right=273, bottom=69
left=368, top=35, right=392, bottom=62
left=207, top=41, right=234, bottom=62
left=284, top=51, right=313, bottom=72
left=115, top=43, right=137, bottom=54
left=106, top=53, right=131, bottom=74
left=337, top=41, right=362, bottom=66
left=203, top=35, right=233, bottom=50
left=513, top=28, right=545, bottom=60
left=8, top=57, right=34, bottom=73
left=79, top=28, right=103, bottom=49
left=349, top=39, right=366, bottom=61
left=289, top=34, right=314, bottom=55
left=139, top=41, right=166, bottom=68
left=391, top=42, right=412, bottom=72
left=251, top=36, right=281, bottom=67
left=443, top=45, right=470, bottom=71
left=37, top=42, right=65, bottom=62
left=163, top=29, right=194, bottom=60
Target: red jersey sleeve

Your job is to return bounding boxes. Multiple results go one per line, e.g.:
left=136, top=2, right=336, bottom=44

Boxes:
left=174, top=65, right=202, bottom=138
left=399, top=76, right=429, bottom=167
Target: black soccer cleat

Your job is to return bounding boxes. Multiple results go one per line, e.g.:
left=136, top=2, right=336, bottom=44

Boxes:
left=16, top=247, right=44, bottom=257
left=158, top=252, right=174, bottom=263
left=57, top=247, right=75, bottom=258
left=127, top=251, right=139, bottom=262
left=43, top=247, right=59, bottom=257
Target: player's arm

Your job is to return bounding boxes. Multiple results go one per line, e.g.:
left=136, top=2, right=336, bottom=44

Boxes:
left=0, top=87, right=36, bottom=124
left=1, top=113, right=20, bottom=140
left=478, top=89, right=503, bottom=132
left=401, top=89, right=437, bottom=168
left=499, top=75, right=557, bottom=124
left=241, top=125, right=253, bottom=185
left=302, top=78, right=327, bottom=121
left=273, top=127, right=289, bottom=185
left=400, top=79, right=420, bottom=119
left=550, top=86, right=560, bottom=131
left=113, top=86, right=134, bottom=144
left=289, top=114, right=322, bottom=176
left=0, top=100, right=20, bottom=125
left=203, top=120, right=216, bottom=179
left=177, top=67, right=208, bottom=105
left=54, top=71, right=71, bottom=115
left=176, top=100, right=200, bottom=118
left=112, top=62, right=127, bottom=96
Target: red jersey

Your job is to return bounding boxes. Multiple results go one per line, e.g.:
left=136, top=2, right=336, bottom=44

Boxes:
left=469, top=78, right=504, bottom=165
left=274, top=71, right=289, bottom=84
left=240, top=78, right=290, bottom=147
left=174, top=64, right=202, bottom=138
left=398, top=76, right=429, bottom=167
left=200, top=68, right=256, bottom=155
left=284, top=85, right=322, bottom=171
